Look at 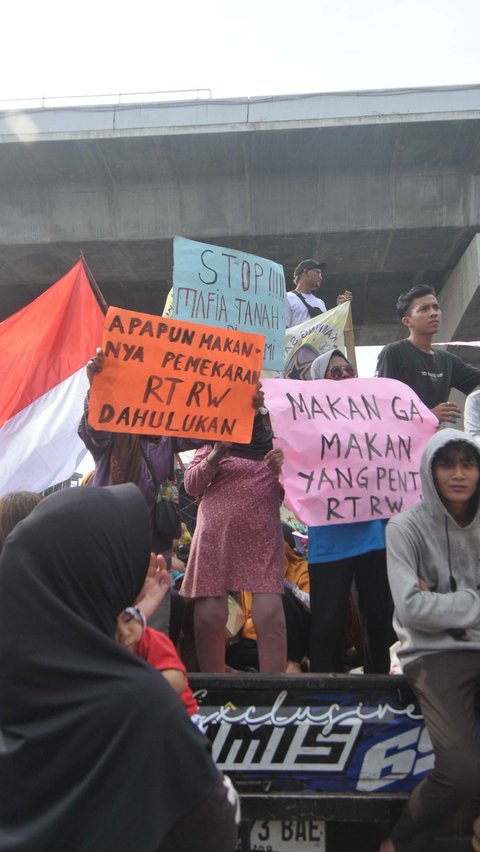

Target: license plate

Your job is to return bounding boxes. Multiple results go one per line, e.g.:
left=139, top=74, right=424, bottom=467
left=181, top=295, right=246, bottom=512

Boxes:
left=250, top=819, right=326, bottom=851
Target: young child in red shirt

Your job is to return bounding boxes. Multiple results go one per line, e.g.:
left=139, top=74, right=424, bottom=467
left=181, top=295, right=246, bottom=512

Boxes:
left=116, top=606, right=198, bottom=718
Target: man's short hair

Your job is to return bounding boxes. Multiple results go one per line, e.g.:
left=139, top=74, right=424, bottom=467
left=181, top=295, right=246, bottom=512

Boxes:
left=396, top=285, right=437, bottom=320
left=432, top=440, right=480, bottom=470
left=293, top=258, right=327, bottom=282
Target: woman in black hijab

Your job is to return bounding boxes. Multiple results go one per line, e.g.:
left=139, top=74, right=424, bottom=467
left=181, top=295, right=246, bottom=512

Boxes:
left=0, top=484, right=237, bottom=852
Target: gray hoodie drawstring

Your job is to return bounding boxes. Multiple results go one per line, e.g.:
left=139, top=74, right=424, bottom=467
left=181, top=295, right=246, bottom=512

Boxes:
left=444, top=515, right=457, bottom=592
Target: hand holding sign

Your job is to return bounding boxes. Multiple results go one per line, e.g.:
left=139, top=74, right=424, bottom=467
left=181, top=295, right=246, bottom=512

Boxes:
left=264, top=447, right=284, bottom=477
left=86, top=348, right=104, bottom=386
left=206, top=442, right=232, bottom=467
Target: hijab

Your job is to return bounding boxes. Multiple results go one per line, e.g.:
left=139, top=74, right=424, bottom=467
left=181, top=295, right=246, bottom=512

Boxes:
left=0, top=485, right=219, bottom=852
left=309, top=348, right=346, bottom=380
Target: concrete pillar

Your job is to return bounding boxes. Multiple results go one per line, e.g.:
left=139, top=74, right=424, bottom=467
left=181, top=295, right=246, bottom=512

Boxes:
left=437, top=234, right=480, bottom=424
left=438, top=234, right=480, bottom=342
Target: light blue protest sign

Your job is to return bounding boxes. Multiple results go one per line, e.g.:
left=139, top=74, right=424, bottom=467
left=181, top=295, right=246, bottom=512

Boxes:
left=173, top=236, right=285, bottom=371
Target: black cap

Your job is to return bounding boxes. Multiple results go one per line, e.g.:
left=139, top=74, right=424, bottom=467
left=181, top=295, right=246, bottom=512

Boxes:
left=293, top=258, right=327, bottom=280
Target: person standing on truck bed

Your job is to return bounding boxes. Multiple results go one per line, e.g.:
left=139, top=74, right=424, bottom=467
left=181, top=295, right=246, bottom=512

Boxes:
left=307, top=349, right=395, bottom=674
left=375, top=284, right=480, bottom=423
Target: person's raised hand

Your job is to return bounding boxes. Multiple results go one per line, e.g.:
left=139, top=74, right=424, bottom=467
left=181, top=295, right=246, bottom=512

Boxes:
left=336, top=290, right=353, bottom=305
left=135, top=553, right=171, bottom=620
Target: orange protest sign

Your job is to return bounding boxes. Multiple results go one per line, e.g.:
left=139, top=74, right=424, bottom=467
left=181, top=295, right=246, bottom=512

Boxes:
left=88, top=307, right=265, bottom=442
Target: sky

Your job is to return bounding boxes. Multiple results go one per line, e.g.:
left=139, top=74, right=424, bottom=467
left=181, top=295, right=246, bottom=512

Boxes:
left=1, top=0, right=479, bottom=107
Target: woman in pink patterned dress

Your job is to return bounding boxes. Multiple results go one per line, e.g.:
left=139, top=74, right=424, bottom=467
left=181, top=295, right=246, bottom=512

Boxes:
left=180, top=414, right=286, bottom=673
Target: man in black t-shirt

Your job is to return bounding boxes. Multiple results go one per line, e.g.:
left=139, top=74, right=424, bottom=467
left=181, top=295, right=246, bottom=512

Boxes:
left=376, top=285, right=480, bottom=423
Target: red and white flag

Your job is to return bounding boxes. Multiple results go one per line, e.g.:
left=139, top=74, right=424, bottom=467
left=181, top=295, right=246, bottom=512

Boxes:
left=0, top=260, right=105, bottom=496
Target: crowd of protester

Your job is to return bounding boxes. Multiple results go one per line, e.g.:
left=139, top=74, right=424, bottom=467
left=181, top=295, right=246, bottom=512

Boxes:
left=2, top=268, right=480, bottom=851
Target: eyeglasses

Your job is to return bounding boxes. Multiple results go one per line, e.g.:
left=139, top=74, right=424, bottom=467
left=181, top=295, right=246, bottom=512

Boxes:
left=326, top=364, right=355, bottom=379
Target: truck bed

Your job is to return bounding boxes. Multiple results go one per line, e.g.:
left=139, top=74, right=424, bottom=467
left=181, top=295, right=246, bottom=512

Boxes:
left=188, top=673, right=477, bottom=851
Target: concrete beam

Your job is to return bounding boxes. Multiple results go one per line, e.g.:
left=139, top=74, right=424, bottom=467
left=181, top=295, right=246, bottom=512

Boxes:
left=1, top=86, right=480, bottom=345
left=2, top=84, right=480, bottom=142
left=1, top=170, right=478, bottom=247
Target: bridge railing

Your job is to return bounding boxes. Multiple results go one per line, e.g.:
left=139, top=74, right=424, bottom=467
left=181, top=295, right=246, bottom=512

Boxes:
left=0, top=88, right=213, bottom=111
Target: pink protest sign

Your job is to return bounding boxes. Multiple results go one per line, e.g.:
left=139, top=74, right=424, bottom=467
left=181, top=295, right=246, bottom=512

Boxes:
left=263, top=377, right=438, bottom=526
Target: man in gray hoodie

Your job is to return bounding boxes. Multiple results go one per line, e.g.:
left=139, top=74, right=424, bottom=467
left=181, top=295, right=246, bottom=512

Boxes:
left=381, top=429, right=480, bottom=852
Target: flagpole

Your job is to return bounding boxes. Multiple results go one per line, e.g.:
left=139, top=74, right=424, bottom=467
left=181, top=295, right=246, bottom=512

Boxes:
left=344, top=303, right=358, bottom=374
left=79, top=252, right=108, bottom=315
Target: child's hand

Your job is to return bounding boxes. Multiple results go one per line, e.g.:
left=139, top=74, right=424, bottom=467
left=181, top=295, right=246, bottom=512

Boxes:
left=135, top=554, right=171, bottom=620
left=418, top=577, right=430, bottom=592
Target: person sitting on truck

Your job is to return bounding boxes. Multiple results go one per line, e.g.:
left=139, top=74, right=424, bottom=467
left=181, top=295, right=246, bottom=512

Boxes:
left=226, top=526, right=311, bottom=674
left=116, top=603, right=199, bottom=719
left=381, top=430, right=480, bottom=852
left=226, top=526, right=363, bottom=674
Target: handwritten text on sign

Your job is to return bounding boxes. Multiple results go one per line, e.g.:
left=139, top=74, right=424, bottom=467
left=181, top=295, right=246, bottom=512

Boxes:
left=88, top=307, right=264, bottom=442
left=263, top=377, right=438, bottom=525
left=173, top=236, right=285, bottom=372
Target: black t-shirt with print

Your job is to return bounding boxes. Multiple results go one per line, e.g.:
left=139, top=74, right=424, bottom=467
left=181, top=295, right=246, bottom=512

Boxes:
left=375, top=339, right=480, bottom=408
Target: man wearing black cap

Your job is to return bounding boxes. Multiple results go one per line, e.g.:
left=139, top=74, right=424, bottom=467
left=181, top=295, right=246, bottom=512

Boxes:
left=285, top=258, right=352, bottom=328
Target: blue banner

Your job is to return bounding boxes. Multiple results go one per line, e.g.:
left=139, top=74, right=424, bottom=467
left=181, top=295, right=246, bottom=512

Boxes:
left=192, top=680, right=433, bottom=794
left=173, top=237, right=286, bottom=371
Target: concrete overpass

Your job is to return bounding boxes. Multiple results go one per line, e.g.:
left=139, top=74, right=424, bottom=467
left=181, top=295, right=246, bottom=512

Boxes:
left=1, top=84, right=480, bottom=349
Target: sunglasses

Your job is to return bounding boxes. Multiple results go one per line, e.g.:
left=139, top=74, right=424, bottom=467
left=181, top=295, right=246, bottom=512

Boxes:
left=327, top=364, right=355, bottom=379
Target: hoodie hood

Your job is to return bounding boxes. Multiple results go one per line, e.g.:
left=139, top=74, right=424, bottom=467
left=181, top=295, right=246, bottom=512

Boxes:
left=420, top=428, right=480, bottom=523
left=309, top=349, right=346, bottom=380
